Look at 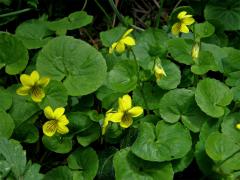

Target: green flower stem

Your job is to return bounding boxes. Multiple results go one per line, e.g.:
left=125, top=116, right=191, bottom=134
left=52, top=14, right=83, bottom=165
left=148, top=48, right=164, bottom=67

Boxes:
left=155, top=0, right=164, bottom=28
left=130, top=49, right=150, bottom=115
left=0, top=8, right=32, bottom=18
left=94, top=0, right=112, bottom=23
left=107, top=0, right=144, bottom=31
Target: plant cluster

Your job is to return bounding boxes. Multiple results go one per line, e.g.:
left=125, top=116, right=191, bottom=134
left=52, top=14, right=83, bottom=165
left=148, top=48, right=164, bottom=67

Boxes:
left=0, top=0, right=240, bottom=179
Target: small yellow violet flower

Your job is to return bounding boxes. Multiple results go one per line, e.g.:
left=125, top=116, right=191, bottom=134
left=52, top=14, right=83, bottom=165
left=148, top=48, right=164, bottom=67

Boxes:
left=154, top=64, right=166, bottom=81
left=102, top=95, right=143, bottom=135
left=236, top=123, right=240, bottom=130
left=43, top=106, right=69, bottom=137
left=171, top=11, right=195, bottom=35
left=102, top=109, right=123, bottom=135
left=16, top=70, right=50, bottom=102
left=109, top=29, right=136, bottom=54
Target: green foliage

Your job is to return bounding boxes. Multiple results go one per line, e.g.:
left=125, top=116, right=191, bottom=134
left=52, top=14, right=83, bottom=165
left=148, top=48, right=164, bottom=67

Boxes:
left=113, top=148, right=174, bottom=180
left=36, top=36, right=107, bottom=96
left=1, top=0, right=240, bottom=179
left=195, top=78, right=233, bottom=118
left=0, top=32, right=28, bottom=74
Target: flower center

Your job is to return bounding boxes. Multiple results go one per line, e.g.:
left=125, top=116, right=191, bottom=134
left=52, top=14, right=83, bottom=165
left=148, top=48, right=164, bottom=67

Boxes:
left=122, top=113, right=131, bottom=124
left=31, top=86, right=42, bottom=98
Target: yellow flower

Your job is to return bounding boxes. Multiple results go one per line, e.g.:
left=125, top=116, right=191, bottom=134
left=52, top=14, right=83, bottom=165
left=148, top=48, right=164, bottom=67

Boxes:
left=42, top=106, right=69, bottom=137
left=102, top=95, right=143, bottom=135
left=236, top=123, right=240, bottom=130
left=109, top=29, right=136, bottom=54
left=171, top=11, right=195, bottom=35
left=101, top=109, right=123, bottom=135
left=154, top=64, right=166, bottom=81
left=16, top=70, right=50, bottom=102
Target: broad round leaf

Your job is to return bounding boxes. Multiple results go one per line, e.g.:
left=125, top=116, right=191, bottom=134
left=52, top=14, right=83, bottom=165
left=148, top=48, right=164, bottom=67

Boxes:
left=195, top=78, right=233, bottom=118
left=167, top=38, right=193, bottom=65
left=13, top=123, right=39, bottom=143
left=77, top=123, right=100, bottom=147
left=194, top=21, right=215, bottom=39
left=191, top=51, right=218, bottom=75
left=221, top=113, right=240, bottom=144
left=0, top=110, right=14, bottom=138
left=205, top=132, right=239, bottom=161
left=131, top=121, right=192, bottom=162
left=159, top=88, right=207, bottom=132
left=43, top=166, right=72, bottom=180
left=42, top=135, right=72, bottom=154
left=0, top=88, right=12, bottom=111
left=39, top=80, right=68, bottom=109
left=67, top=147, right=99, bottom=179
left=8, top=85, right=40, bottom=127
left=133, top=82, right=165, bottom=110
left=222, top=47, right=240, bottom=75
left=133, top=29, right=168, bottom=69
left=68, top=112, right=93, bottom=136
left=36, top=36, right=107, bottom=96
left=156, top=59, right=181, bottom=90
left=204, top=0, right=240, bottom=31
left=15, top=19, right=53, bottom=49
left=47, top=11, right=93, bottom=32
left=0, top=32, right=28, bottom=75
left=113, top=148, right=173, bottom=180
left=106, top=60, right=137, bottom=93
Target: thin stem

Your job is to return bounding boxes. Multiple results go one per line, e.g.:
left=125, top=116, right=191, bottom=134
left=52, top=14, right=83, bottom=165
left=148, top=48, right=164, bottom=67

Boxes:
left=0, top=8, right=31, bottom=18
left=173, top=0, right=183, bottom=10
left=108, top=0, right=145, bottom=31
left=81, top=0, right=88, bottom=11
left=108, top=0, right=127, bottom=26
left=155, top=0, right=164, bottom=28
left=130, top=49, right=150, bottom=114
left=94, top=0, right=112, bottom=23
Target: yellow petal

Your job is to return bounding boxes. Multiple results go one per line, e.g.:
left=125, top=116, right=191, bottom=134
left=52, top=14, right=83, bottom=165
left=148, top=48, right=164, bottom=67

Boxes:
left=31, top=87, right=45, bottom=102
left=128, top=106, right=143, bottom=117
left=121, top=36, right=136, bottom=46
left=236, top=123, right=240, bottom=130
left=122, top=29, right=134, bottom=38
left=58, top=115, right=69, bottom=125
left=115, top=42, right=125, bottom=53
left=180, top=24, right=189, bottom=33
left=57, top=123, right=69, bottom=134
left=37, top=77, right=50, bottom=87
left=30, top=71, right=40, bottom=83
left=118, top=94, right=132, bottom=112
left=171, top=22, right=181, bottom=35
left=109, top=42, right=118, bottom=54
left=107, top=111, right=123, bottom=123
left=20, top=74, right=34, bottom=87
left=183, top=17, right=195, bottom=25
left=120, top=115, right=133, bottom=128
left=44, top=106, right=55, bottom=119
left=16, top=86, right=31, bottom=96
left=43, top=120, right=57, bottom=137
left=54, top=107, right=65, bottom=119
left=177, top=11, right=187, bottom=19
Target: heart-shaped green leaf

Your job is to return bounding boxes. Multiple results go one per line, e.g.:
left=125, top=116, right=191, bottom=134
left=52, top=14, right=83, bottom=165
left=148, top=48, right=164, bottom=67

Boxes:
left=36, top=36, right=107, bottom=96
left=195, top=78, right=233, bottom=118
left=131, top=121, right=192, bottom=162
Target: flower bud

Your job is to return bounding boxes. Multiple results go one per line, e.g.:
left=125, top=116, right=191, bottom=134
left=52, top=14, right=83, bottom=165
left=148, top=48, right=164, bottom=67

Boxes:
left=192, top=42, right=200, bottom=60
left=154, top=64, right=166, bottom=81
